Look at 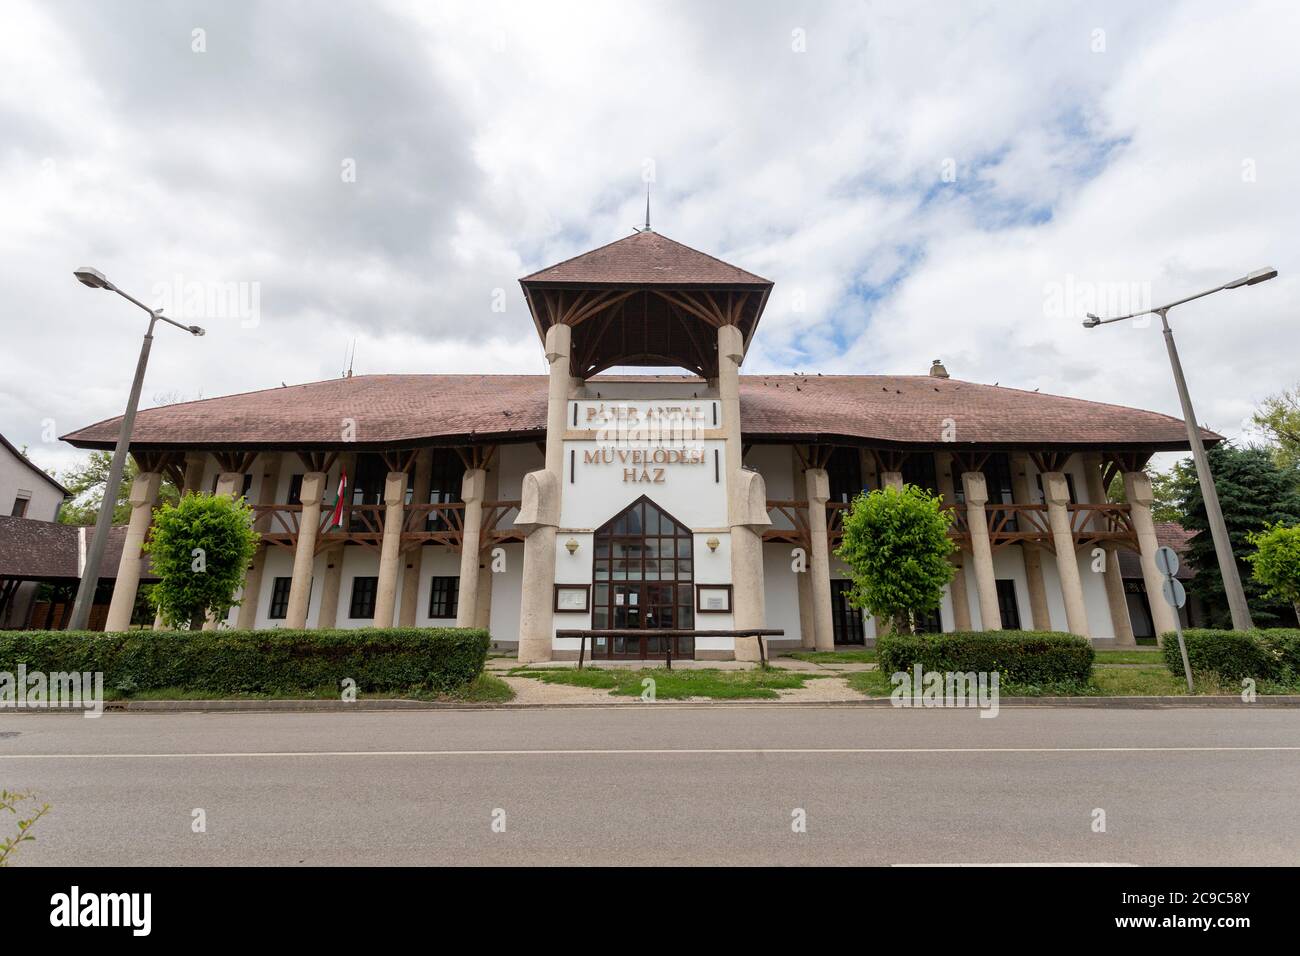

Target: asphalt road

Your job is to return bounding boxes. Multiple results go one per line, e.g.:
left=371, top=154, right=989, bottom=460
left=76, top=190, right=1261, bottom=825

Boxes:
left=2, top=706, right=1298, bottom=866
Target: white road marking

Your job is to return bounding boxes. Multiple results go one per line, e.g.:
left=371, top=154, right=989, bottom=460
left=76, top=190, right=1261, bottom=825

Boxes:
left=892, top=862, right=1139, bottom=867
left=1, top=746, right=1298, bottom=759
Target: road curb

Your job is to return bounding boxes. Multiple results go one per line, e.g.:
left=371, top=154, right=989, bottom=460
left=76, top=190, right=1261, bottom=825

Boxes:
left=3, top=695, right=1299, bottom=714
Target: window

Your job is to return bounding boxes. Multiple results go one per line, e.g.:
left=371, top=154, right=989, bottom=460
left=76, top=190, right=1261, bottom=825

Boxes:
left=428, top=576, right=459, bottom=619
left=10, top=496, right=29, bottom=518
left=287, top=474, right=304, bottom=505
left=950, top=454, right=1016, bottom=505
left=826, top=447, right=863, bottom=503
left=349, top=576, right=379, bottom=619
left=427, top=450, right=466, bottom=531
left=349, top=455, right=388, bottom=530
left=830, top=579, right=864, bottom=644
left=995, top=579, right=1022, bottom=630
left=901, top=454, right=938, bottom=494
left=268, top=577, right=292, bottom=619
left=913, top=607, right=943, bottom=633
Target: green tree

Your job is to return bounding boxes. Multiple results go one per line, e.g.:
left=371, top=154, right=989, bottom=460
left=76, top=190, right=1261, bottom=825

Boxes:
left=1253, top=386, right=1300, bottom=471
left=1169, top=444, right=1300, bottom=628
left=1106, top=466, right=1182, bottom=523
left=834, top=484, right=957, bottom=633
left=145, top=492, right=259, bottom=629
left=1245, top=523, right=1300, bottom=622
left=58, top=451, right=180, bottom=526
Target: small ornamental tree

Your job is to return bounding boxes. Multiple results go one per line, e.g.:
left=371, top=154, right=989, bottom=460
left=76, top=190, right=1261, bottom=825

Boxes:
left=1246, top=523, right=1300, bottom=623
left=145, top=492, right=259, bottom=629
left=834, top=484, right=957, bottom=633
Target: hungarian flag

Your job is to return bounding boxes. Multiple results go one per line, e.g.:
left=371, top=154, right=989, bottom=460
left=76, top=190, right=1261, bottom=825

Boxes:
left=327, top=468, right=348, bottom=528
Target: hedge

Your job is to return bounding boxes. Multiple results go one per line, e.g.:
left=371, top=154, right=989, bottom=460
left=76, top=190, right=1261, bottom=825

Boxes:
left=0, top=628, right=490, bottom=696
left=877, top=631, right=1094, bottom=685
left=1162, top=628, right=1300, bottom=683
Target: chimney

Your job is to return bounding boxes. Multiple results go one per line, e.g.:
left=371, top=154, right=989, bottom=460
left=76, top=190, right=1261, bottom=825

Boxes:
left=929, top=358, right=950, bottom=379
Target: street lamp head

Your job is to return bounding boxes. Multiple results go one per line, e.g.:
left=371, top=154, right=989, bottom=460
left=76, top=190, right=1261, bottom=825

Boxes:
left=73, top=266, right=112, bottom=290
left=1082, top=314, right=1101, bottom=329
left=188, top=325, right=206, bottom=337
left=1224, top=267, right=1278, bottom=289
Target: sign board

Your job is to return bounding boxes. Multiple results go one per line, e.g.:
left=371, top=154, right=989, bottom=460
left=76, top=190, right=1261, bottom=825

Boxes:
left=1161, top=577, right=1187, bottom=609
left=1154, top=545, right=1180, bottom=577
left=570, top=399, right=719, bottom=438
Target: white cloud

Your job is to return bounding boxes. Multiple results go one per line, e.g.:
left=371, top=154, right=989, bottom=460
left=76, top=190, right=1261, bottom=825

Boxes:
left=0, top=0, right=1296, bottom=480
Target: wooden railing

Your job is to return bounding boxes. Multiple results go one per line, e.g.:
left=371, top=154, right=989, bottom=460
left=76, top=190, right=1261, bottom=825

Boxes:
left=775, top=500, right=1138, bottom=552
left=249, top=500, right=521, bottom=553
left=762, top=501, right=850, bottom=548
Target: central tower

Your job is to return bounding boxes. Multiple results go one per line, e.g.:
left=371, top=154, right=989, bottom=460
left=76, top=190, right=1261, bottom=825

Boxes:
left=513, top=230, right=774, bottom=662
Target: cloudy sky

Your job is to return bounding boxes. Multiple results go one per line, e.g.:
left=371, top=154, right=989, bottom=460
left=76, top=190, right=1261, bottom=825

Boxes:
left=2, top=0, right=1297, bottom=477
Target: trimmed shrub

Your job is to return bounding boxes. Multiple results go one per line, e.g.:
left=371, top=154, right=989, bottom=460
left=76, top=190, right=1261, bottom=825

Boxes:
left=877, top=630, right=1093, bottom=685
left=1162, top=628, right=1300, bottom=682
left=0, top=628, right=489, bottom=696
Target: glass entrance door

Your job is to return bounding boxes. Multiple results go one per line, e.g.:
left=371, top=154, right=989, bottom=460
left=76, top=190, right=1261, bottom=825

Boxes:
left=590, top=497, right=695, bottom=660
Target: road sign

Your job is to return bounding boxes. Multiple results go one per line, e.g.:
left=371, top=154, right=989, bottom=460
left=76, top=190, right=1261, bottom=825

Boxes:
left=1161, top=577, right=1187, bottom=609
left=1155, top=545, right=1180, bottom=577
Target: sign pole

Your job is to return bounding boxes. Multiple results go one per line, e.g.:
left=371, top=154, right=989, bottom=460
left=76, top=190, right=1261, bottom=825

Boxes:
left=1155, top=546, right=1193, bottom=693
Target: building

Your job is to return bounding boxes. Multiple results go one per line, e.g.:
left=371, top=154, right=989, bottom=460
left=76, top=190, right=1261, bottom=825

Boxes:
left=59, top=230, right=1207, bottom=657
left=0, top=433, right=70, bottom=627
left=0, top=431, right=69, bottom=626
left=0, top=431, right=155, bottom=630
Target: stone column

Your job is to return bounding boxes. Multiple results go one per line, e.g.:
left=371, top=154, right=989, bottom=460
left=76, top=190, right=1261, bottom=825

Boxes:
left=181, top=453, right=207, bottom=496
left=516, top=470, right=560, bottom=662
left=805, top=467, right=835, bottom=651
left=1084, top=454, right=1135, bottom=644
left=936, top=454, right=971, bottom=631
left=543, top=323, right=571, bottom=478
left=285, top=471, right=325, bottom=629
left=719, top=324, right=769, bottom=662
left=1010, top=453, right=1051, bottom=630
left=961, top=471, right=1002, bottom=630
left=455, top=468, right=487, bottom=628
left=792, top=456, right=815, bottom=648
left=202, top=467, right=249, bottom=629
left=1043, top=471, right=1090, bottom=638
left=398, top=449, right=432, bottom=627
left=1124, top=471, right=1179, bottom=643
left=517, top=323, right=572, bottom=662
left=474, top=465, right=499, bottom=631
left=315, top=546, right=346, bottom=629
left=860, top=448, right=878, bottom=492
left=233, top=454, right=282, bottom=630
left=373, top=471, right=407, bottom=628
left=214, top=471, right=243, bottom=499
left=104, top=470, right=162, bottom=632
left=880, top=471, right=903, bottom=491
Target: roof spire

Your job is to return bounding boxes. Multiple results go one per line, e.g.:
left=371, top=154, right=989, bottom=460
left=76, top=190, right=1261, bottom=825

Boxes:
left=634, top=183, right=653, bottom=233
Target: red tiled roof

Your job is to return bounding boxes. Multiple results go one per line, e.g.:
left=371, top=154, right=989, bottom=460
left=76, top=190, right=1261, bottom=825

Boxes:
left=520, top=231, right=772, bottom=286
left=1119, top=522, right=1196, bottom=580
left=59, top=373, right=1209, bottom=452
left=0, top=516, right=151, bottom=581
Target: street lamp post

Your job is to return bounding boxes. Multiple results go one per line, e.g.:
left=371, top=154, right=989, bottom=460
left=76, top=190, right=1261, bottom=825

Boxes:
left=65, top=268, right=205, bottom=632
left=1083, top=267, right=1277, bottom=632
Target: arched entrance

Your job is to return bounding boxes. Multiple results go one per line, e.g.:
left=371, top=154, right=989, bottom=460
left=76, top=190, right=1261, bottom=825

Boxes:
left=590, top=495, right=695, bottom=659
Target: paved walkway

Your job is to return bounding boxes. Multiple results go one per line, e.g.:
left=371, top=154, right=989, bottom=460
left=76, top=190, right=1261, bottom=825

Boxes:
left=491, top=655, right=871, bottom=704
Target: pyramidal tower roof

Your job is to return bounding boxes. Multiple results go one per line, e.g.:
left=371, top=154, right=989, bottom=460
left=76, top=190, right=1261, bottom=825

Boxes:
left=520, top=230, right=771, bottom=287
